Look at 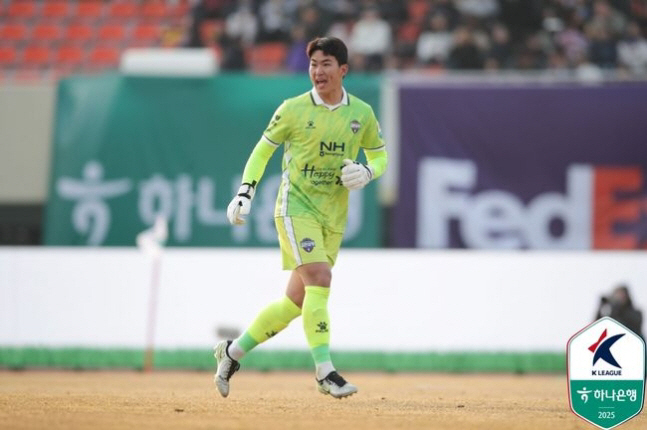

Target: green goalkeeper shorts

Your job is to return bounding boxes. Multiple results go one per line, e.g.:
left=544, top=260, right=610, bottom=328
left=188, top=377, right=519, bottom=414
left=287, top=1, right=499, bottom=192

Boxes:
left=275, top=216, right=343, bottom=270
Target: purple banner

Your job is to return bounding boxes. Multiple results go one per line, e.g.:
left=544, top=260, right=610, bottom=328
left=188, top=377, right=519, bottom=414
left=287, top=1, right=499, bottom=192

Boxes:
left=394, top=83, right=647, bottom=249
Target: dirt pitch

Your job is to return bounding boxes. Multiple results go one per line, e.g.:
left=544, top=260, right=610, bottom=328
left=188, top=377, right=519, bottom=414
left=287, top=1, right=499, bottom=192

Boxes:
left=0, top=371, right=644, bottom=430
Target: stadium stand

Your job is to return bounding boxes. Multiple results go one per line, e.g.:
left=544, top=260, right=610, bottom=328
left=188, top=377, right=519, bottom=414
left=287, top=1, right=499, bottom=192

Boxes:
left=0, top=0, right=645, bottom=80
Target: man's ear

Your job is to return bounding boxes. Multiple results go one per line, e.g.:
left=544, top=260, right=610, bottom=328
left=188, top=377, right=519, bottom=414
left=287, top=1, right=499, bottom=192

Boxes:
left=341, top=64, right=349, bottom=78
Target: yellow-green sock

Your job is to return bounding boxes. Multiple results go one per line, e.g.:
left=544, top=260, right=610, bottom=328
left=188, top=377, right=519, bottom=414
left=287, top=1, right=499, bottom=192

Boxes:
left=231, top=296, right=301, bottom=359
left=302, top=286, right=332, bottom=367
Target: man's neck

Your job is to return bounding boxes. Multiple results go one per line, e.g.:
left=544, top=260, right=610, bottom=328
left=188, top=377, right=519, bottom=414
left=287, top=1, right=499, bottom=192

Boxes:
left=312, top=87, right=347, bottom=110
left=318, top=89, right=343, bottom=105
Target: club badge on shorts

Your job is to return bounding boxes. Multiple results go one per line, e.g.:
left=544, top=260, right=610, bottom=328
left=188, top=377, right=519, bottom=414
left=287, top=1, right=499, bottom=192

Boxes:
left=300, top=238, right=315, bottom=253
left=567, top=317, right=645, bottom=429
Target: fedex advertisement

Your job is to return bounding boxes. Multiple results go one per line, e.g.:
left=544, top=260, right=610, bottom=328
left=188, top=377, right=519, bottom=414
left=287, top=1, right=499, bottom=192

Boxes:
left=393, top=83, right=647, bottom=249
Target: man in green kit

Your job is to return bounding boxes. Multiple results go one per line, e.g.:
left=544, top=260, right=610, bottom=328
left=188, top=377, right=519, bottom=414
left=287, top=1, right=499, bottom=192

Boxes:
left=214, top=37, right=388, bottom=399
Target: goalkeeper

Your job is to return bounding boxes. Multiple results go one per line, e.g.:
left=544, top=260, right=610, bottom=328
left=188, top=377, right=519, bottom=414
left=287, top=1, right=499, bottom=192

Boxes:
left=214, top=37, right=387, bottom=399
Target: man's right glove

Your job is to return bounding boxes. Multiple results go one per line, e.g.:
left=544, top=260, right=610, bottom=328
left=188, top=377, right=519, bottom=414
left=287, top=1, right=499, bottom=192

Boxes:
left=227, top=182, right=256, bottom=225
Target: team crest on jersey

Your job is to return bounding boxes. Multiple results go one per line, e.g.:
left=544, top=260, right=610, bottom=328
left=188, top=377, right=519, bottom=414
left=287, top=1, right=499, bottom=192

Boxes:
left=350, top=120, right=361, bottom=134
left=300, top=238, right=316, bottom=253
left=306, top=120, right=316, bottom=129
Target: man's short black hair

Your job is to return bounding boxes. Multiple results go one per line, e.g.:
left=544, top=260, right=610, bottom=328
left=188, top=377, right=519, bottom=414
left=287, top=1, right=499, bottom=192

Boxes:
left=306, top=37, right=348, bottom=66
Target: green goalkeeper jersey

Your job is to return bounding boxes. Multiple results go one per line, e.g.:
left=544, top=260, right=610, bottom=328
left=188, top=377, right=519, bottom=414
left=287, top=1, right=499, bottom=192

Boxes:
left=260, top=88, right=385, bottom=233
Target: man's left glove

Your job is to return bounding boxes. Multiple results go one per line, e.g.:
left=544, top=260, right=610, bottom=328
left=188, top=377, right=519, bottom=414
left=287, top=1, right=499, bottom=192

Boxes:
left=227, top=182, right=256, bottom=225
left=340, top=159, right=373, bottom=190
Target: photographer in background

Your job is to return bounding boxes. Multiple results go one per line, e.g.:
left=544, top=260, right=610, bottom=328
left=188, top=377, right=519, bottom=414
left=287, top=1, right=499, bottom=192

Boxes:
left=596, top=284, right=644, bottom=340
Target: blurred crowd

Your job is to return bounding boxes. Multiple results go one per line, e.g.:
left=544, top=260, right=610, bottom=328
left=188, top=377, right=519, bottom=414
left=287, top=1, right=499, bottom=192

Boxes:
left=184, top=0, right=647, bottom=77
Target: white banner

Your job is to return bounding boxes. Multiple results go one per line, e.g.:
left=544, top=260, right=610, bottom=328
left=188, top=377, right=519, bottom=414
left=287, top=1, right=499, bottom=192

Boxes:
left=1, top=248, right=645, bottom=351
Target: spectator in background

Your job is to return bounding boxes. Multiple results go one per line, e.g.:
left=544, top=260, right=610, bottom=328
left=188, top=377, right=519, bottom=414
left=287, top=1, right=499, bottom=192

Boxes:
left=317, top=0, right=357, bottom=20
left=631, top=0, right=647, bottom=30
left=171, top=0, right=647, bottom=77
left=375, top=0, right=409, bottom=29
left=416, top=13, right=453, bottom=67
left=447, top=26, right=484, bottom=69
left=192, top=18, right=225, bottom=50
left=596, top=284, right=644, bottom=340
left=587, top=25, right=618, bottom=68
left=556, top=15, right=589, bottom=66
left=499, top=0, right=544, bottom=42
left=486, top=22, right=513, bottom=69
left=455, top=0, right=500, bottom=21
left=617, top=21, right=647, bottom=76
left=349, top=6, right=392, bottom=71
left=542, top=5, right=566, bottom=34
left=298, top=5, right=329, bottom=41
left=515, top=33, right=549, bottom=69
left=430, top=0, right=462, bottom=29
left=286, top=25, right=310, bottom=72
left=546, top=47, right=572, bottom=77
left=219, top=35, right=248, bottom=70
left=187, top=0, right=236, bottom=47
left=257, top=0, right=289, bottom=42
left=586, top=0, right=627, bottom=39
left=225, top=0, right=258, bottom=47
left=327, top=15, right=354, bottom=45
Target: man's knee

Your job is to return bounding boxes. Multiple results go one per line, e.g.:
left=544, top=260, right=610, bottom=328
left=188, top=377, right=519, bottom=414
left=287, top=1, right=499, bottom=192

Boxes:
left=297, top=263, right=332, bottom=287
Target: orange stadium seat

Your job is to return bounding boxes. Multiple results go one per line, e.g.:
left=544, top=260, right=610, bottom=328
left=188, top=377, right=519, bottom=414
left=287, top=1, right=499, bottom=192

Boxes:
left=0, top=46, right=18, bottom=65
left=32, top=23, right=62, bottom=43
left=109, top=2, right=139, bottom=20
left=141, top=1, right=168, bottom=19
left=88, top=45, right=120, bottom=67
left=55, top=44, right=85, bottom=68
left=22, top=44, right=51, bottom=67
left=76, top=1, right=103, bottom=20
left=132, top=23, right=161, bottom=44
left=42, top=1, right=70, bottom=19
left=65, top=23, right=95, bottom=42
left=248, top=42, right=287, bottom=73
left=98, top=23, right=127, bottom=43
left=168, top=1, right=190, bottom=18
left=0, top=23, right=29, bottom=41
left=7, top=1, right=38, bottom=19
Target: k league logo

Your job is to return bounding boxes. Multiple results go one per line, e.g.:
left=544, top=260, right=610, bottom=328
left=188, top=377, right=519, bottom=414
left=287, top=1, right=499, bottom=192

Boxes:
left=567, top=317, right=646, bottom=429
left=589, top=329, right=625, bottom=371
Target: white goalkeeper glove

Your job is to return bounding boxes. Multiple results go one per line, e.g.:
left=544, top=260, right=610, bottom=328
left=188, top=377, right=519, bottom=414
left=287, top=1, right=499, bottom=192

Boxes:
left=227, top=182, right=256, bottom=225
left=340, top=159, right=373, bottom=190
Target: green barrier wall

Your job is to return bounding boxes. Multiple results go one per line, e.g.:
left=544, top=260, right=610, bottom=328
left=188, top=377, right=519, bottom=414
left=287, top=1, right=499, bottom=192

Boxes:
left=45, top=73, right=381, bottom=247
left=0, top=348, right=565, bottom=373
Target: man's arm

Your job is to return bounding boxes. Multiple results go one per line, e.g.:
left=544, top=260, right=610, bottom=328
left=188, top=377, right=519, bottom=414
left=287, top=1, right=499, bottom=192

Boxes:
left=364, top=147, right=387, bottom=179
left=227, top=100, right=289, bottom=225
left=242, top=139, right=279, bottom=185
left=227, top=139, right=278, bottom=225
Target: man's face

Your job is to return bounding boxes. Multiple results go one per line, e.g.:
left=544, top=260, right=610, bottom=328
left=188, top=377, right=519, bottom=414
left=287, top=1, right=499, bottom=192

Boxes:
left=309, top=50, right=347, bottom=97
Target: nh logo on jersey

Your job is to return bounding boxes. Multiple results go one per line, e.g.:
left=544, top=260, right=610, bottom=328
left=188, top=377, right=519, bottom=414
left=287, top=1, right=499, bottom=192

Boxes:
left=320, top=141, right=345, bottom=157
left=350, top=120, right=361, bottom=134
left=567, top=317, right=645, bottom=429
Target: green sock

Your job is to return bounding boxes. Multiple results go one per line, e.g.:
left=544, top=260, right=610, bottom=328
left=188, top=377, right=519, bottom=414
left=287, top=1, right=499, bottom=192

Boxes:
left=302, top=286, right=331, bottom=366
left=240, top=296, right=302, bottom=352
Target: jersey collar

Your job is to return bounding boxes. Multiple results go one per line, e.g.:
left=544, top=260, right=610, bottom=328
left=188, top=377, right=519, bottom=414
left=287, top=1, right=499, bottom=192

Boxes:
left=310, top=87, right=349, bottom=110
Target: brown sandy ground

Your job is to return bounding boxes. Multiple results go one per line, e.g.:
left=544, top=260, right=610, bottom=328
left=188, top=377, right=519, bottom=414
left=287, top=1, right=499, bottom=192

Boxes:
left=0, top=371, right=644, bottom=430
